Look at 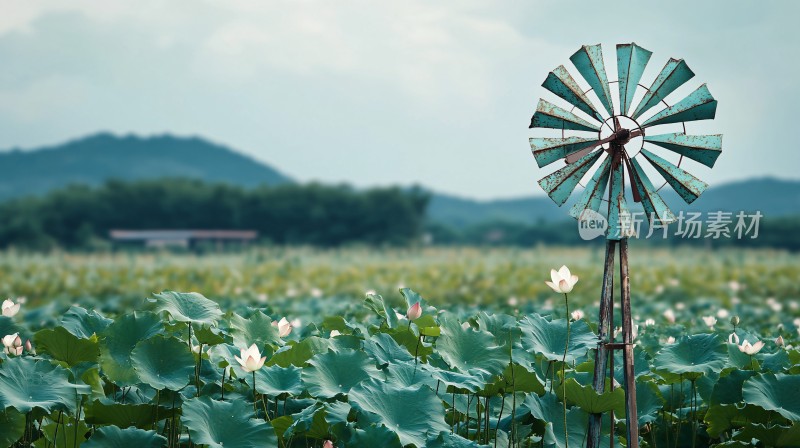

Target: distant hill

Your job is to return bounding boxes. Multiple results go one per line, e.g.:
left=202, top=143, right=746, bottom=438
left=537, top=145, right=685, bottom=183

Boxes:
left=429, top=177, right=800, bottom=228
left=0, top=133, right=292, bottom=199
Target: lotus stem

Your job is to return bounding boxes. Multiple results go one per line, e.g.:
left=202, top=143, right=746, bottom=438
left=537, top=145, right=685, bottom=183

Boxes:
left=562, top=292, right=570, bottom=448
left=252, top=371, right=257, bottom=415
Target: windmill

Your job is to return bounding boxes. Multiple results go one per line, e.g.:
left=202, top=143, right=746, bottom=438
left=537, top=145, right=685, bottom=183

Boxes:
left=528, top=43, right=721, bottom=447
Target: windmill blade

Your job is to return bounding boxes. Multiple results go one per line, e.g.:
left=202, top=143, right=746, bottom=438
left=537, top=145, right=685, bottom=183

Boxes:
left=631, top=58, right=695, bottom=120
left=644, top=133, right=722, bottom=168
left=640, top=148, right=709, bottom=204
left=607, top=158, right=631, bottom=240
left=542, top=65, right=604, bottom=122
left=530, top=136, right=600, bottom=168
left=538, top=149, right=604, bottom=206
left=569, top=156, right=612, bottom=219
left=616, top=43, right=652, bottom=115
left=627, top=156, right=677, bottom=224
left=641, top=84, right=717, bottom=128
left=529, top=99, right=602, bottom=132
left=570, top=44, right=614, bottom=117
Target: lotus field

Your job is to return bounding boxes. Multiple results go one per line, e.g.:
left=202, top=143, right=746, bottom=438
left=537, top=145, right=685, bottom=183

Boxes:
left=0, top=247, right=799, bottom=447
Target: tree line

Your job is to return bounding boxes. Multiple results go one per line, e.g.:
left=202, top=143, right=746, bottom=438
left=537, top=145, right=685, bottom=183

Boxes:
left=0, top=179, right=430, bottom=249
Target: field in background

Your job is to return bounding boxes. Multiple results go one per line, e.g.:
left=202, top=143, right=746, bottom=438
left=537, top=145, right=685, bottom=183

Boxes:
left=3, top=246, right=797, bottom=321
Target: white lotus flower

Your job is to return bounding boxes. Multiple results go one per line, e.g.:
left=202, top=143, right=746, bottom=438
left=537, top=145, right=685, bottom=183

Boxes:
left=1, top=299, right=20, bottom=317
left=776, top=336, right=785, bottom=347
left=330, top=330, right=341, bottom=338
left=272, top=317, right=293, bottom=337
left=666, top=336, right=676, bottom=344
left=234, top=343, right=266, bottom=372
left=644, top=318, right=656, bottom=327
left=716, top=309, right=730, bottom=319
left=545, top=266, right=578, bottom=294
left=571, top=310, right=584, bottom=321
left=310, top=288, right=323, bottom=298
left=702, top=316, right=717, bottom=328
left=507, top=296, right=519, bottom=307
left=2, top=333, right=22, bottom=356
left=738, top=340, right=765, bottom=355
left=728, top=332, right=740, bottom=345
left=406, top=302, right=422, bottom=321
left=663, top=309, right=676, bottom=324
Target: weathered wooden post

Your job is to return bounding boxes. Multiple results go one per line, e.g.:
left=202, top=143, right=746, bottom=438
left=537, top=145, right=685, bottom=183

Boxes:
left=527, top=43, right=722, bottom=448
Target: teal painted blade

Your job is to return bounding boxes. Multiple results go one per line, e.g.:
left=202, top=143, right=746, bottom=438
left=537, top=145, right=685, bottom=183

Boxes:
left=606, top=160, right=630, bottom=240
left=570, top=44, right=614, bottom=117
left=641, top=84, right=717, bottom=128
left=530, top=99, right=601, bottom=132
left=537, top=149, right=604, bottom=206
left=628, top=157, right=676, bottom=224
left=644, top=133, right=722, bottom=168
left=542, top=65, right=604, bottom=122
left=530, top=136, right=599, bottom=168
left=640, top=148, right=708, bottom=204
left=616, top=43, right=652, bottom=115
left=569, top=155, right=612, bottom=219
left=631, top=58, right=695, bottom=120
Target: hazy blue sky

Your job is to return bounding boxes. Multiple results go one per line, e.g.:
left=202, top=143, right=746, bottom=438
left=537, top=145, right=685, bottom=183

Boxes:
left=0, top=1, right=797, bottom=199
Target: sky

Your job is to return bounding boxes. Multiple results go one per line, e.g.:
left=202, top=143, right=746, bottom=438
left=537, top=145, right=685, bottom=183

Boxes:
left=0, top=1, right=798, bottom=200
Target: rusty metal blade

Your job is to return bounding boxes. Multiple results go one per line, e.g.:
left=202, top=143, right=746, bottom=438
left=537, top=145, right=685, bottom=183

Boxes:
left=631, top=58, right=695, bottom=120
left=644, top=133, right=722, bottom=168
left=641, top=84, right=717, bottom=128
left=529, top=98, right=601, bottom=132
left=542, top=65, right=604, bottom=122
left=570, top=44, right=614, bottom=117
left=640, top=148, right=708, bottom=204
left=530, top=136, right=599, bottom=168
left=617, top=43, right=652, bottom=116
left=628, top=156, right=677, bottom=224
left=607, top=158, right=630, bottom=240
left=569, top=155, right=612, bottom=219
left=538, top=149, right=604, bottom=206
left=623, top=153, right=642, bottom=203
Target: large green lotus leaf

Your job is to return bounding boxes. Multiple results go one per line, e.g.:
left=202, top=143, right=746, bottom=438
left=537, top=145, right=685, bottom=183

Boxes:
left=734, top=422, right=800, bottom=447
left=349, top=424, right=404, bottom=448
left=636, top=381, right=665, bottom=425
left=61, top=306, right=113, bottom=339
left=0, top=357, right=89, bottom=414
left=710, top=370, right=756, bottom=406
left=246, top=364, right=303, bottom=397
left=34, top=326, right=100, bottom=366
left=556, top=378, right=624, bottom=414
left=84, top=399, right=175, bottom=429
left=0, top=408, right=25, bottom=446
left=151, top=291, right=223, bottom=326
left=743, top=373, right=800, bottom=421
left=705, top=403, right=771, bottom=438
left=364, top=292, right=400, bottom=329
left=131, top=335, right=194, bottom=391
left=99, top=312, right=164, bottom=386
left=267, top=337, right=331, bottom=368
left=182, top=396, right=278, bottom=447
left=82, top=426, right=168, bottom=448
left=387, top=327, right=434, bottom=361
left=285, top=403, right=330, bottom=439
left=382, top=361, right=438, bottom=391
left=428, top=366, right=487, bottom=393
left=39, top=418, right=90, bottom=447
left=193, top=324, right=226, bottom=346
left=426, top=432, right=482, bottom=447
left=230, top=310, right=284, bottom=349
left=363, top=332, right=414, bottom=366
left=762, top=350, right=791, bottom=373
left=653, top=334, right=726, bottom=379
left=436, top=317, right=506, bottom=381
left=302, top=349, right=377, bottom=398
left=520, top=314, right=598, bottom=363
left=476, top=312, right=522, bottom=347
left=348, top=379, right=449, bottom=447
left=484, top=363, right=545, bottom=396
left=524, top=393, right=591, bottom=448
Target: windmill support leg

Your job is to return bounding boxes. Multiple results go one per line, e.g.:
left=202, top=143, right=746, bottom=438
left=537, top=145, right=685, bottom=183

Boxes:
left=620, top=239, right=639, bottom=447
left=587, top=240, right=616, bottom=448
left=587, top=239, right=639, bottom=448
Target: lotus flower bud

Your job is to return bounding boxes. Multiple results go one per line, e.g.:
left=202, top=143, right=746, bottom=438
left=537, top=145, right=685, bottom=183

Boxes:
left=272, top=317, right=293, bottom=338
left=663, top=309, right=676, bottom=324
left=323, top=441, right=334, bottom=448
left=24, top=339, right=32, bottom=352
left=666, top=336, right=676, bottom=344
left=406, top=302, right=422, bottom=321
left=731, top=316, right=740, bottom=326
left=1, top=299, right=20, bottom=317
left=776, top=336, right=785, bottom=347
left=570, top=310, right=584, bottom=321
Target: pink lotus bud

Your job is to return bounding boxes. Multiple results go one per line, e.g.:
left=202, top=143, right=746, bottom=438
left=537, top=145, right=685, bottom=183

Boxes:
left=24, top=340, right=32, bottom=352
left=776, top=336, right=785, bottom=347
left=323, top=441, right=334, bottom=448
left=406, top=302, right=422, bottom=321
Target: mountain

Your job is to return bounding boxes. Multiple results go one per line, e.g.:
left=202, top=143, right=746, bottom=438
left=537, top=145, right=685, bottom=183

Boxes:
left=429, top=177, right=800, bottom=228
left=0, top=133, right=292, bottom=199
